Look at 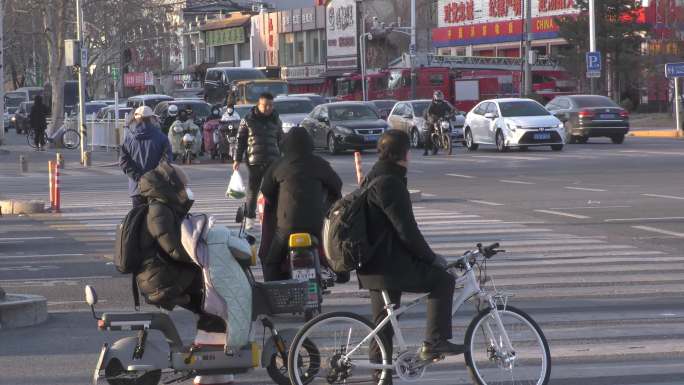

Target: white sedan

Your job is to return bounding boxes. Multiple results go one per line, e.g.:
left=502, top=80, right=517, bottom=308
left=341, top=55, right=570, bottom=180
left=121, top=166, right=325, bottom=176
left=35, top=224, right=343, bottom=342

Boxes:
left=464, top=98, right=565, bottom=152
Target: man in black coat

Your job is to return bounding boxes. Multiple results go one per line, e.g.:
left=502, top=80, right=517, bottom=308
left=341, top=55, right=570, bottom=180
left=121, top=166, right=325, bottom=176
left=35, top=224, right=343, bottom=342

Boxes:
left=358, top=130, right=460, bottom=371
left=259, top=126, right=343, bottom=281
left=233, top=92, right=283, bottom=230
left=29, top=95, right=49, bottom=151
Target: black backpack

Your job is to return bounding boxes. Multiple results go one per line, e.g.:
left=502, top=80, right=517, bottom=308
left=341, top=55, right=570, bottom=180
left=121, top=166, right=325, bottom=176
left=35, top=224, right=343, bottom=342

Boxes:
left=322, top=178, right=385, bottom=273
left=114, top=204, right=149, bottom=274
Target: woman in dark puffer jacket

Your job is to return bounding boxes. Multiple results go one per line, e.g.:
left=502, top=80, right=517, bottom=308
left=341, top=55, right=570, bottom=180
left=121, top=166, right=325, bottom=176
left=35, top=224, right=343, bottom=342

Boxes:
left=136, top=162, right=224, bottom=333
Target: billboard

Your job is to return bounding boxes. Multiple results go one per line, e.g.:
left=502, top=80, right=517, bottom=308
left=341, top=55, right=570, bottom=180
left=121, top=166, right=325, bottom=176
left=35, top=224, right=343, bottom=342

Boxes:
left=434, top=0, right=579, bottom=47
left=326, top=0, right=358, bottom=71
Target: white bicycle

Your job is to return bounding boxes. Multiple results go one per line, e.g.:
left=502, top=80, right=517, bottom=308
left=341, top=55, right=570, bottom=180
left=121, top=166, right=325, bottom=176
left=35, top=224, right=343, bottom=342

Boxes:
left=287, top=242, right=551, bottom=385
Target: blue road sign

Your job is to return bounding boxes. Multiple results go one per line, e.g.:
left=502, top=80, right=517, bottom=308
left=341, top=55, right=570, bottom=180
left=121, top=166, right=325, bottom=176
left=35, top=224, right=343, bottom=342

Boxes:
left=586, top=51, right=601, bottom=78
left=665, top=62, right=684, bottom=78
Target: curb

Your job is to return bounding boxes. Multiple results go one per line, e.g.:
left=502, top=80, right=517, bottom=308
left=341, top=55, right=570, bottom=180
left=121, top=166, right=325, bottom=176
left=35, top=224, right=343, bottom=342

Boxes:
left=0, top=200, right=47, bottom=215
left=409, top=189, right=422, bottom=203
left=628, top=130, right=684, bottom=138
left=0, top=294, right=48, bottom=329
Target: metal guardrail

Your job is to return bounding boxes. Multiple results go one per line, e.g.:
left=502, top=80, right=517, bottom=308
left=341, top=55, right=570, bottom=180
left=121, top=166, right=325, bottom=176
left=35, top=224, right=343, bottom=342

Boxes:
left=62, top=114, right=128, bottom=151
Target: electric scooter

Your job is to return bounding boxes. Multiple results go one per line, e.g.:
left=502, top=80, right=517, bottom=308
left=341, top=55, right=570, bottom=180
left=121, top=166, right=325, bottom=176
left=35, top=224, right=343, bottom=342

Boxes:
left=86, top=207, right=318, bottom=385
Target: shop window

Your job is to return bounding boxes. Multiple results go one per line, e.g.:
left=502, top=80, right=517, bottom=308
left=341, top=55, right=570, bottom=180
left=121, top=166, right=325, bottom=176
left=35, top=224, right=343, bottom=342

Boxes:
left=280, top=33, right=295, bottom=66
left=306, top=30, right=322, bottom=64
left=295, top=32, right=305, bottom=65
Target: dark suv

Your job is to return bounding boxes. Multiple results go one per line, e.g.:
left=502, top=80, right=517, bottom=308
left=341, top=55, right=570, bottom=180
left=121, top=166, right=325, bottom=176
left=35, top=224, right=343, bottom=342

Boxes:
left=546, top=95, right=629, bottom=144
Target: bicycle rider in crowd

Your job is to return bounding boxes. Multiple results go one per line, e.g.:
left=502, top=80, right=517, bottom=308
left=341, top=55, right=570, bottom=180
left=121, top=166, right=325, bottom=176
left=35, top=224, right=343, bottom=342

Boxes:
left=423, top=90, right=453, bottom=156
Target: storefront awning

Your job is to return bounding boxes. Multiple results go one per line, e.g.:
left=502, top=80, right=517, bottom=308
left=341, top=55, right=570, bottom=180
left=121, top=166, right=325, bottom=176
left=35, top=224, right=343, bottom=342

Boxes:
left=200, top=14, right=251, bottom=31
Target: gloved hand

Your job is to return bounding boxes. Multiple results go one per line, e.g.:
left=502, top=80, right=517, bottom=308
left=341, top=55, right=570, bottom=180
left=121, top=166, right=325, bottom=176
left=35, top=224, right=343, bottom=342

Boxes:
left=431, top=254, right=448, bottom=270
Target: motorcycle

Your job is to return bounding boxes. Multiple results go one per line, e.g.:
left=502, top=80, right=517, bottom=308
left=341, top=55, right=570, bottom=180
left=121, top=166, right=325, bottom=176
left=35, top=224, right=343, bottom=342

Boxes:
left=431, top=113, right=454, bottom=155
left=217, top=107, right=240, bottom=162
left=169, top=120, right=201, bottom=164
left=259, top=200, right=349, bottom=322
left=85, top=208, right=319, bottom=385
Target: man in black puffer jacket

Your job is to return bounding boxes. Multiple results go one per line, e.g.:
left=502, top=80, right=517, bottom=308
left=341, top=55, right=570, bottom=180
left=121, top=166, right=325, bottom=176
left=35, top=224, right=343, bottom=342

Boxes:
left=233, top=92, right=283, bottom=230
left=135, top=162, right=224, bottom=333
left=259, top=126, right=342, bottom=281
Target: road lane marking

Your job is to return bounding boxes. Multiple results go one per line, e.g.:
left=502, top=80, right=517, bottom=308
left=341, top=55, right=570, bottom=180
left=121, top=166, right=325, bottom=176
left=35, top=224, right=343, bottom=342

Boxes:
left=534, top=210, right=591, bottom=219
left=446, top=173, right=475, bottom=178
left=632, top=226, right=684, bottom=238
left=499, top=179, right=535, bottom=185
left=0, top=236, right=55, bottom=241
left=0, top=253, right=85, bottom=259
left=642, top=193, right=684, bottom=200
left=564, top=187, right=608, bottom=192
left=605, top=217, right=684, bottom=222
left=549, top=205, right=632, bottom=210
left=469, top=200, right=505, bottom=206
left=474, top=155, right=550, bottom=161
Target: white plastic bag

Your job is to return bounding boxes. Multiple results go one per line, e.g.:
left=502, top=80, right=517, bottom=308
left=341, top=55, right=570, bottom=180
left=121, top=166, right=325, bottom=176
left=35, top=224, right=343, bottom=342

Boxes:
left=226, top=170, right=246, bottom=199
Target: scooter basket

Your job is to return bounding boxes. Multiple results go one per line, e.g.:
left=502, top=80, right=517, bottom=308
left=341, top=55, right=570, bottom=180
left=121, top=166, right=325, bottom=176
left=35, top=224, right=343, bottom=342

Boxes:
left=253, top=280, right=308, bottom=315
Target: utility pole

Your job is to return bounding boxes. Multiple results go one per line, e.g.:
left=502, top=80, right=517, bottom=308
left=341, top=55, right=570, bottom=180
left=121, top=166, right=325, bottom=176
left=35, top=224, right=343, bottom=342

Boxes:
left=76, top=0, right=87, bottom=164
left=0, top=0, right=5, bottom=145
left=523, top=0, right=532, bottom=96
left=589, top=0, right=597, bottom=94
left=410, top=0, right=417, bottom=99
left=360, top=18, right=369, bottom=101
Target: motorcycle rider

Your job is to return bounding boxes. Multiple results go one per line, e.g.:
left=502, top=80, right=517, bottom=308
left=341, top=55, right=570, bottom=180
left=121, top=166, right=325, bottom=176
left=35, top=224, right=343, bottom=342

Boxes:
left=203, top=106, right=222, bottom=159
left=168, top=109, right=201, bottom=161
left=259, top=126, right=343, bottom=281
left=423, top=90, right=453, bottom=156
left=162, top=104, right=179, bottom=135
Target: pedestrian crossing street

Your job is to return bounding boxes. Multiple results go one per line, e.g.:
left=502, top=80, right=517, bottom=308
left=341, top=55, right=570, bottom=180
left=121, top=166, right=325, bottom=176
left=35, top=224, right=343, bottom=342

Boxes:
left=4, top=178, right=681, bottom=385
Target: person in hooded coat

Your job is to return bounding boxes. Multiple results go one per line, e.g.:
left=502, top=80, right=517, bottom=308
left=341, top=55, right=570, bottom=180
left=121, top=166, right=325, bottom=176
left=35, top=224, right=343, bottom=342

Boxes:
left=259, top=126, right=343, bottom=281
left=136, top=161, right=225, bottom=333
left=120, top=106, right=173, bottom=207
left=29, top=95, right=49, bottom=150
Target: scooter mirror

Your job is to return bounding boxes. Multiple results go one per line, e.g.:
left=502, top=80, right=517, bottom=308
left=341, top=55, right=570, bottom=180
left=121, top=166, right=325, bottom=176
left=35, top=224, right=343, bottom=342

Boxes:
left=85, top=285, right=98, bottom=306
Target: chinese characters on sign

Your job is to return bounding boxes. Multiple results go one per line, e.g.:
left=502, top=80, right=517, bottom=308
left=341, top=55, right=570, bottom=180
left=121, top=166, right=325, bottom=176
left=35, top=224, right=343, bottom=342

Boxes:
left=205, top=27, right=245, bottom=47
left=488, top=0, right=521, bottom=18
left=326, top=0, right=358, bottom=71
left=443, top=0, right=475, bottom=23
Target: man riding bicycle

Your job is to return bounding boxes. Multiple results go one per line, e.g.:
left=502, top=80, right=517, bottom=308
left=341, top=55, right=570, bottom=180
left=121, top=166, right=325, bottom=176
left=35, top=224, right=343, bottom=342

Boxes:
left=423, top=90, right=453, bottom=156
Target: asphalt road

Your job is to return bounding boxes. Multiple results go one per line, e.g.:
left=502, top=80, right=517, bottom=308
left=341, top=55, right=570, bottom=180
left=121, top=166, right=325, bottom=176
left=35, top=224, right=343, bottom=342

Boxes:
left=1, top=130, right=683, bottom=385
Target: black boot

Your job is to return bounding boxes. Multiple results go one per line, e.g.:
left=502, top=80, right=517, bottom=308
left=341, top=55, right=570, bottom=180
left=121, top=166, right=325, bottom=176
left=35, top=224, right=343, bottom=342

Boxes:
left=418, top=340, right=464, bottom=361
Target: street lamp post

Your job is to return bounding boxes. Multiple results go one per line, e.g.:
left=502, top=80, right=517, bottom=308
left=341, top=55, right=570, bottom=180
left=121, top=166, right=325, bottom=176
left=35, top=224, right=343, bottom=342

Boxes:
left=589, top=0, right=597, bottom=94
left=76, top=0, right=87, bottom=165
left=523, top=0, right=532, bottom=96
left=410, top=0, right=417, bottom=99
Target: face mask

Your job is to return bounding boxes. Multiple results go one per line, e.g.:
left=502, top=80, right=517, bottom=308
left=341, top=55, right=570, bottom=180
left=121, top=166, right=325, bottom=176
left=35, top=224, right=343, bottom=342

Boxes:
left=185, top=187, right=194, bottom=201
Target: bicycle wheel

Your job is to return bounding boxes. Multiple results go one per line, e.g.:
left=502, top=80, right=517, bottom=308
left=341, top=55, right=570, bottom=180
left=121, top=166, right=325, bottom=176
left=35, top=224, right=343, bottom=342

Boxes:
left=464, top=305, right=551, bottom=385
left=26, top=130, right=37, bottom=148
left=288, top=312, right=391, bottom=385
left=62, top=129, right=80, bottom=150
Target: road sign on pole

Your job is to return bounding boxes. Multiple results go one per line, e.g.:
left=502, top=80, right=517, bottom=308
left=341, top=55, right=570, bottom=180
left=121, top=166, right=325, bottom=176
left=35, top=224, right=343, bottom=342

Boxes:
left=586, top=51, right=601, bottom=78
left=111, top=67, right=120, bottom=81
left=665, top=62, right=684, bottom=78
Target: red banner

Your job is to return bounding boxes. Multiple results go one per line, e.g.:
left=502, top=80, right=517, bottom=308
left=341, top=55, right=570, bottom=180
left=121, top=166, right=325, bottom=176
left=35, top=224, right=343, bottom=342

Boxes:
left=433, top=15, right=572, bottom=46
left=124, top=72, right=146, bottom=88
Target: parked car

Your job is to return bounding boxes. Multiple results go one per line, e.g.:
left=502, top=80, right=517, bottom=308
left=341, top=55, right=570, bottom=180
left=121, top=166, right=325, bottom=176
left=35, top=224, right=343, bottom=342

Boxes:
left=126, top=94, right=173, bottom=110
left=464, top=98, right=564, bottom=152
left=172, top=87, right=204, bottom=100
left=204, top=67, right=265, bottom=105
left=388, top=99, right=465, bottom=148
left=369, top=99, right=398, bottom=120
left=300, top=102, right=389, bottom=154
left=273, top=97, right=315, bottom=133
left=12, top=101, right=33, bottom=134
left=154, top=99, right=212, bottom=127
left=545, top=95, right=629, bottom=144
left=278, top=93, right=327, bottom=107
left=74, top=102, right=109, bottom=118
left=96, top=105, right=133, bottom=121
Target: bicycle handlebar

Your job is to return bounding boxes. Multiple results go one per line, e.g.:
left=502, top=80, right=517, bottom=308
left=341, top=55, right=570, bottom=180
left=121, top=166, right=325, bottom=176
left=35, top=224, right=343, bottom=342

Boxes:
left=447, top=243, right=505, bottom=270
